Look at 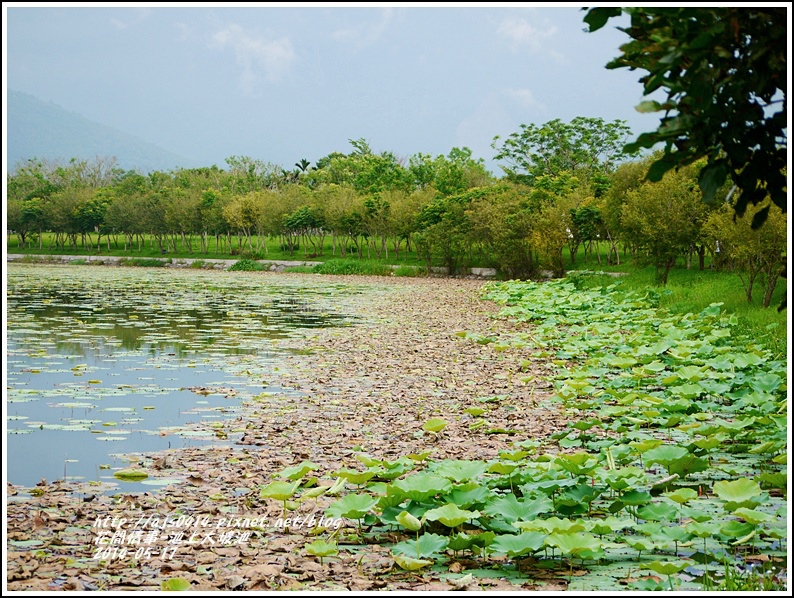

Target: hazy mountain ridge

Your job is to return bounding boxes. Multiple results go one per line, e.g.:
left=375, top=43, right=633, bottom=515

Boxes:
left=6, top=90, right=197, bottom=174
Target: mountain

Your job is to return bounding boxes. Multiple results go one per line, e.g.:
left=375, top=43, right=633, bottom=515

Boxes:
left=6, top=90, right=197, bottom=174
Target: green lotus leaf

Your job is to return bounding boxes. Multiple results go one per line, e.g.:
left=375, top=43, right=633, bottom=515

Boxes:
left=490, top=531, right=546, bottom=557
left=396, top=510, right=422, bottom=532
left=113, top=468, right=149, bottom=481
left=422, top=418, right=448, bottom=433
left=259, top=480, right=300, bottom=501
left=278, top=461, right=319, bottom=481
left=484, top=494, right=553, bottom=523
left=624, top=537, right=655, bottom=552
left=392, top=533, right=449, bottom=559
left=422, top=503, right=480, bottom=528
left=619, top=490, right=653, bottom=506
left=546, top=532, right=603, bottom=558
left=355, top=454, right=382, bottom=467
left=646, top=560, right=691, bottom=575
left=431, top=459, right=488, bottom=482
left=160, top=578, right=191, bottom=591
left=325, top=493, right=379, bottom=520
left=445, top=483, right=490, bottom=508
left=663, top=487, right=698, bottom=504
left=518, top=516, right=587, bottom=534
left=711, top=478, right=762, bottom=504
left=644, top=445, right=688, bottom=467
left=733, top=508, right=774, bottom=525
left=556, top=483, right=602, bottom=507
left=336, top=468, right=377, bottom=485
left=464, top=407, right=486, bottom=417
left=720, top=520, right=755, bottom=538
left=392, top=473, right=452, bottom=502
left=586, top=517, right=636, bottom=536
left=488, top=462, right=518, bottom=475
left=666, top=455, right=709, bottom=479
left=393, top=554, right=434, bottom=571
left=636, top=502, right=678, bottom=522
left=304, top=539, right=338, bottom=558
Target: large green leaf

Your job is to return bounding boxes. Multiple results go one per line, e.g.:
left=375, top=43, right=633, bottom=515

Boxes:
left=161, top=578, right=191, bottom=591
left=113, top=468, right=148, bottom=481
left=259, top=480, right=300, bottom=501
left=396, top=510, right=422, bottom=532
left=732, top=507, right=775, bottom=525
left=636, top=502, right=678, bottom=522
left=646, top=560, right=691, bottom=576
left=304, top=539, right=338, bottom=559
left=325, top=493, right=379, bottom=520
left=490, top=532, right=546, bottom=557
left=392, top=533, right=449, bottom=559
left=423, top=503, right=480, bottom=528
left=392, top=473, right=452, bottom=502
left=278, top=460, right=319, bottom=481
left=483, top=494, right=553, bottom=523
left=431, top=460, right=489, bottom=482
left=711, top=478, right=762, bottom=504
left=336, top=468, right=377, bottom=485
left=393, top=554, right=434, bottom=571
left=546, top=532, right=604, bottom=559
left=445, top=483, right=490, bottom=508
left=554, top=452, right=599, bottom=476
left=517, top=516, right=587, bottom=534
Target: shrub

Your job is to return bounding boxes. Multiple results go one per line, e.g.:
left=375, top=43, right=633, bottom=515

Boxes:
left=118, top=258, right=169, bottom=267
left=312, top=259, right=392, bottom=276
left=228, top=259, right=264, bottom=272
left=393, top=265, right=427, bottom=277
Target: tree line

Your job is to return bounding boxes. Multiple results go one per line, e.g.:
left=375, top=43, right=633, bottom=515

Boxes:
left=6, top=117, right=786, bottom=307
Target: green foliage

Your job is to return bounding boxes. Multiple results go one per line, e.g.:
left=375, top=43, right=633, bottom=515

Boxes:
left=584, top=7, right=787, bottom=225
left=618, top=161, right=711, bottom=284
left=492, top=117, right=634, bottom=193
left=703, top=201, right=786, bottom=307
left=312, top=259, right=392, bottom=276
left=117, top=258, right=170, bottom=268
left=392, top=265, right=427, bottom=277
left=160, top=577, right=191, bottom=591
left=228, top=259, right=264, bottom=272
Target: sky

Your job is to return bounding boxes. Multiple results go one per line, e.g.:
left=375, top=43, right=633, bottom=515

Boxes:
left=5, top=3, right=672, bottom=176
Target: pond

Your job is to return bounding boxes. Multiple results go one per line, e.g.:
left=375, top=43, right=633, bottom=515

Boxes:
left=5, top=264, right=372, bottom=493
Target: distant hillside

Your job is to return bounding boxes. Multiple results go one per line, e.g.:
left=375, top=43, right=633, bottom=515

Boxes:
left=6, top=90, right=197, bottom=174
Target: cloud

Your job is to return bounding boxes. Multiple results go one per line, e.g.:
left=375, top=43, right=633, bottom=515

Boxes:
left=504, top=87, right=544, bottom=111
left=210, top=23, right=296, bottom=93
left=332, top=8, right=393, bottom=49
left=109, top=8, right=152, bottom=30
left=455, top=94, right=514, bottom=166
left=175, top=22, right=193, bottom=43
left=497, top=16, right=557, bottom=53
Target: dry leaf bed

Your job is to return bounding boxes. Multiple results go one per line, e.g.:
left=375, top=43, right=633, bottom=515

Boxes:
left=6, top=274, right=569, bottom=591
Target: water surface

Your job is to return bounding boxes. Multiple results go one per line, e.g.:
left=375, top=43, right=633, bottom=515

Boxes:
left=5, top=264, right=368, bottom=491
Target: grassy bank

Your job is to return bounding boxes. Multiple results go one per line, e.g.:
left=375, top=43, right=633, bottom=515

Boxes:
left=569, top=267, right=788, bottom=360
left=7, top=234, right=788, bottom=356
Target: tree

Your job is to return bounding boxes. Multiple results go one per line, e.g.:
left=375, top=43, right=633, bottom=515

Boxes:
left=584, top=7, right=787, bottom=227
left=224, top=156, right=282, bottom=194
left=619, top=162, right=711, bottom=284
left=703, top=201, right=787, bottom=307
left=408, top=147, right=493, bottom=196
left=310, top=140, right=411, bottom=194
left=467, top=185, right=539, bottom=279
left=491, top=117, right=634, bottom=193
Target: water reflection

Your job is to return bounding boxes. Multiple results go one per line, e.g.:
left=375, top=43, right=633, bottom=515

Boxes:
left=5, top=264, right=363, bottom=490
